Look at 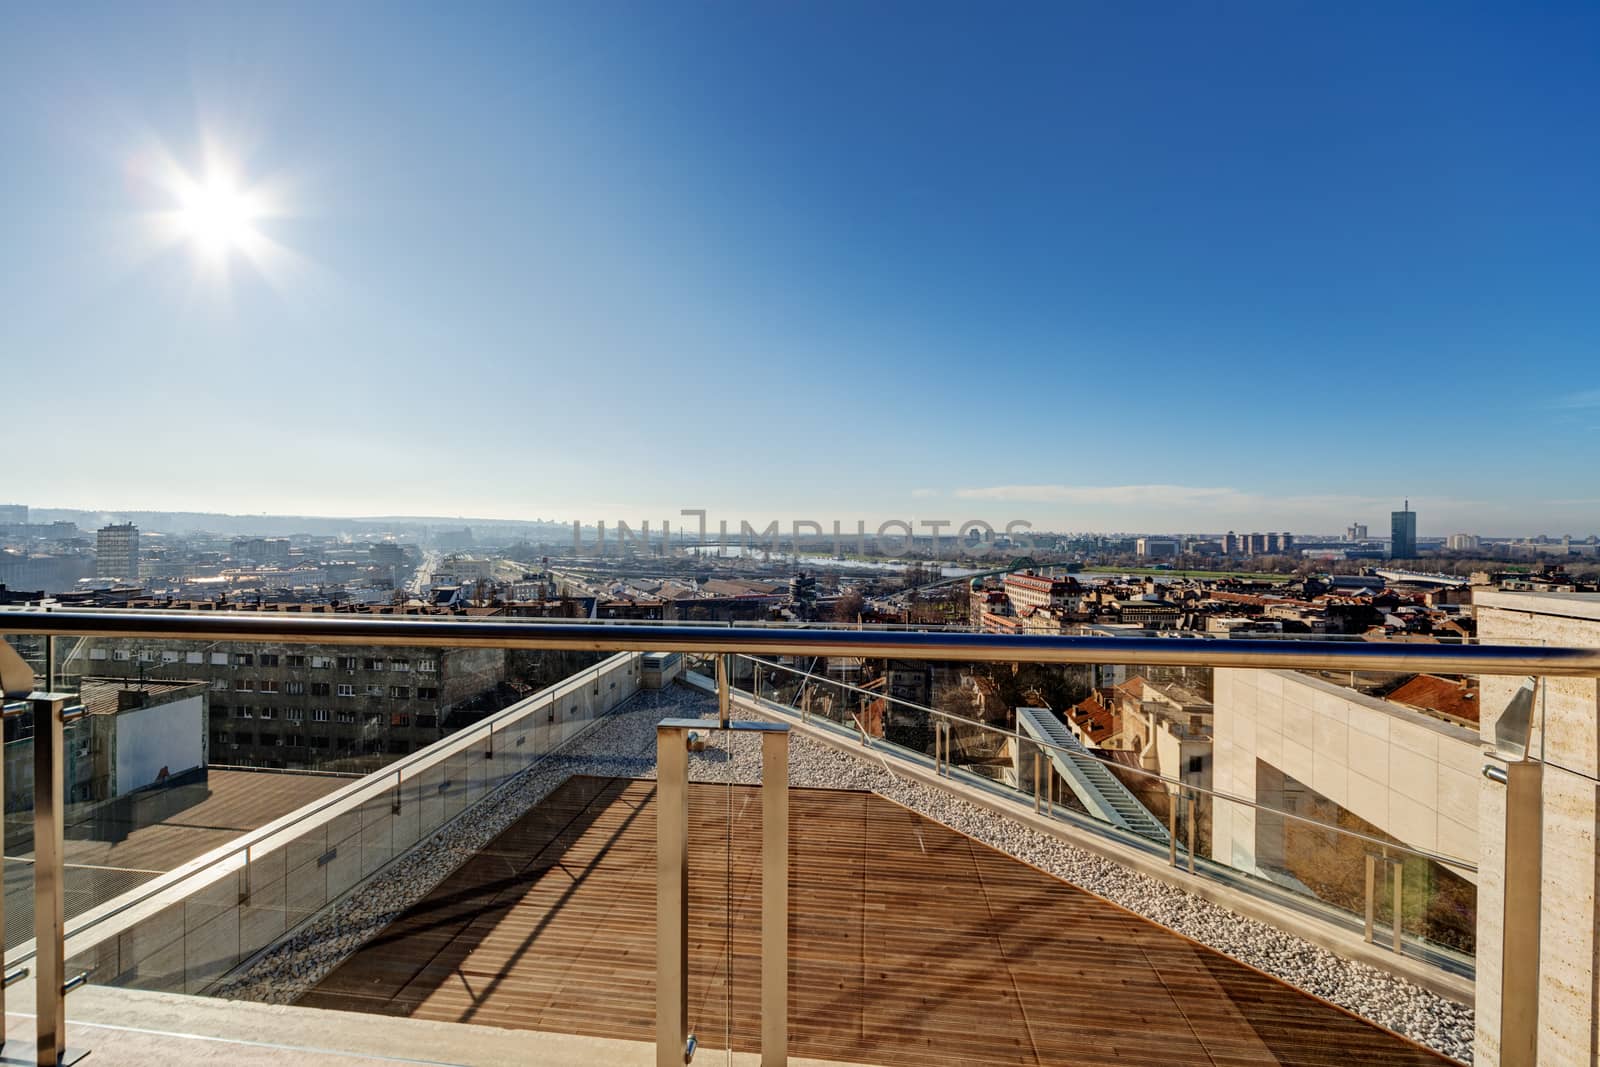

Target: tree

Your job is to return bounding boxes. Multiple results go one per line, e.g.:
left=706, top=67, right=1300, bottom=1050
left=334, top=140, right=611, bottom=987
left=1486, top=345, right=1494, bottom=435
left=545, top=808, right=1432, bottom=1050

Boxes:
left=833, top=589, right=865, bottom=623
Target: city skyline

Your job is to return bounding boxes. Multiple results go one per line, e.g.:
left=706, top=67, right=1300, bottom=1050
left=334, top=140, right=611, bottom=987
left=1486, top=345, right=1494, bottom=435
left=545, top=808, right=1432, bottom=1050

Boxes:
left=3, top=5, right=1598, bottom=529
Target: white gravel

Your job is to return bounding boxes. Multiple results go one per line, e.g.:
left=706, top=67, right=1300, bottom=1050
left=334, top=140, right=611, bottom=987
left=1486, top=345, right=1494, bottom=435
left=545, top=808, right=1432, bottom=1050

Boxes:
left=215, top=684, right=1474, bottom=1062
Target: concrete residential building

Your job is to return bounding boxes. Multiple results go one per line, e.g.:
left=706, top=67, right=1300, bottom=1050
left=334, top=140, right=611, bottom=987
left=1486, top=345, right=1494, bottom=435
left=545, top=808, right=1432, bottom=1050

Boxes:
left=76, top=636, right=507, bottom=769
left=96, top=522, right=140, bottom=580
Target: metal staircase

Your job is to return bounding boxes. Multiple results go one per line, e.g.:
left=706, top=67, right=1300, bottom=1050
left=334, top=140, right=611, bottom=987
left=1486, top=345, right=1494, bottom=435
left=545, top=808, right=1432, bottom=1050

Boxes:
left=1015, top=706, right=1168, bottom=842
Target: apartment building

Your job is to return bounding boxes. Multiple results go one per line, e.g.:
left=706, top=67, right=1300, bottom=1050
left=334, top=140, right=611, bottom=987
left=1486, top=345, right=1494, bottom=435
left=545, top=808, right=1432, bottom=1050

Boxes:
left=96, top=522, right=140, bottom=580
left=74, top=637, right=506, bottom=769
left=1001, top=570, right=1082, bottom=613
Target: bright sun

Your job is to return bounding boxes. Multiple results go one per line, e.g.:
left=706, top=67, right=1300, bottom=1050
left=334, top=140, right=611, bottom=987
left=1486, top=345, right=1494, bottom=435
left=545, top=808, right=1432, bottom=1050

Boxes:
left=175, top=171, right=262, bottom=259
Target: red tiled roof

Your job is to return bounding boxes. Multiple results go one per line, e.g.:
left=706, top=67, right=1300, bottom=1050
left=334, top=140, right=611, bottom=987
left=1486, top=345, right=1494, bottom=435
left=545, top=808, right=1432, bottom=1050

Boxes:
left=1388, top=675, right=1479, bottom=725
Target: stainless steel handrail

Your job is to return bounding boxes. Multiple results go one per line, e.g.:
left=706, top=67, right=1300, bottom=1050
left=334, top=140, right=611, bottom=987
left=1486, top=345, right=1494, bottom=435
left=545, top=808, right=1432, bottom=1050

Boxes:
left=3, top=610, right=1597, bottom=675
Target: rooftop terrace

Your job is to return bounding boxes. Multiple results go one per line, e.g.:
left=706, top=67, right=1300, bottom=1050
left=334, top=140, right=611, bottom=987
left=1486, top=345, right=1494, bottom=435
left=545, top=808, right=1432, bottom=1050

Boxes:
left=300, top=775, right=1448, bottom=1067
left=5, top=768, right=349, bottom=948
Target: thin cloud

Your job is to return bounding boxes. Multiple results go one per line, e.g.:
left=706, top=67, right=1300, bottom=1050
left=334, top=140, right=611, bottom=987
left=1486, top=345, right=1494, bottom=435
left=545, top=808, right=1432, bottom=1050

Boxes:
left=955, top=484, right=1249, bottom=507
left=1554, top=389, right=1600, bottom=409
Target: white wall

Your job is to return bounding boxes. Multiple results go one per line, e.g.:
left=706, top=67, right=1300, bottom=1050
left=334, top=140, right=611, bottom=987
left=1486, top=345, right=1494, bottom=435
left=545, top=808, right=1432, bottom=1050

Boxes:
left=115, top=694, right=206, bottom=794
left=1212, top=669, right=1479, bottom=879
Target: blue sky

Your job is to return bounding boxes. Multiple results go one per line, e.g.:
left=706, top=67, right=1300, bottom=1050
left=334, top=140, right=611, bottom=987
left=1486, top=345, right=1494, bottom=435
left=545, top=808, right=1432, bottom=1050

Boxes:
left=2, top=2, right=1597, bottom=535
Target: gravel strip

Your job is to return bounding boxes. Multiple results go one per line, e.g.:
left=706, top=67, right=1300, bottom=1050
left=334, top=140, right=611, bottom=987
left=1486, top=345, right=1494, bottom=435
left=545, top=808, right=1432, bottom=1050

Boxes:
left=214, top=684, right=1474, bottom=1062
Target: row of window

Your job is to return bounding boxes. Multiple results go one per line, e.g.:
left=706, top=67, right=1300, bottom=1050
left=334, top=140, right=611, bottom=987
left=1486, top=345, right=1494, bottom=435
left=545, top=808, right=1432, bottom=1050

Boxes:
left=213, top=705, right=438, bottom=728
left=211, top=680, right=439, bottom=699
left=87, top=649, right=437, bottom=672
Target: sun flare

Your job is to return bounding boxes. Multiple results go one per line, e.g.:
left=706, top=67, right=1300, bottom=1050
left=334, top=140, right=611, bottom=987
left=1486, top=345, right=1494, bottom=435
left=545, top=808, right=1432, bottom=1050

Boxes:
left=174, top=170, right=261, bottom=259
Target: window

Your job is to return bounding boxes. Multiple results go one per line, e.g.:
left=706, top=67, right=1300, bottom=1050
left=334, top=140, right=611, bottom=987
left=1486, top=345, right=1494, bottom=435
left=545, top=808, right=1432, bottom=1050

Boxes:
left=390, top=686, right=410, bottom=699
left=310, top=655, right=332, bottom=669
left=1187, top=755, right=1204, bottom=774
left=161, top=650, right=180, bottom=664
left=310, top=682, right=331, bottom=697
left=186, top=651, right=204, bottom=664
left=211, top=679, right=228, bottom=691
left=260, top=653, right=280, bottom=667
left=236, top=679, right=255, bottom=692
left=418, top=659, right=438, bottom=673
left=365, top=685, right=385, bottom=697
left=338, top=656, right=358, bottom=670
left=285, top=654, right=306, bottom=668
left=337, top=710, right=357, bottom=724
left=286, top=709, right=303, bottom=723
left=112, top=648, right=129, bottom=661
left=285, top=681, right=305, bottom=695
left=212, top=731, right=229, bottom=746
left=212, top=704, right=229, bottom=717
left=391, top=713, right=410, bottom=727
left=363, top=712, right=382, bottom=726
left=235, top=653, right=254, bottom=666
left=311, top=709, right=330, bottom=723
left=337, top=683, right=355, bottom=697
left=309, top=736, right=330, bottom=749
left=287, top=734, right=305, bottom=747
left=138, top=650, right=154, bottom=663
left=259, top=680, right=278, bottom=694
left=389, top=658, right=411, bottom=672
left=259, top=708, right=276, bottom=720
left=416, top=714, right=438, bottom=728
left=416, top=687, right=438, bottom=700
left=235, top=707, right=253, bottom=719
left=89, top=648, right=108, bottom=661
left=362, top=658, right=382, bottom=671
left=211, top=652, right=229, bottom=666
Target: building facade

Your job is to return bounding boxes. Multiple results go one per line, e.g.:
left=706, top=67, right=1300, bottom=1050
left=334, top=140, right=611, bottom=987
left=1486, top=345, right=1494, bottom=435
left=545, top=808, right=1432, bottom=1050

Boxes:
left=96, top=522, right=141, bottom=580
left=74, top=637, right=507, bottom=770
left=1391, top=503, right=1417, bottom=559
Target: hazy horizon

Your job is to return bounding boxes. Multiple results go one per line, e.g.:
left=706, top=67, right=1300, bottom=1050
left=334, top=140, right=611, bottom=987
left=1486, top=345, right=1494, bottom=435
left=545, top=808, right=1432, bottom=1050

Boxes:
left=13, top=498, right=1595, bottom=541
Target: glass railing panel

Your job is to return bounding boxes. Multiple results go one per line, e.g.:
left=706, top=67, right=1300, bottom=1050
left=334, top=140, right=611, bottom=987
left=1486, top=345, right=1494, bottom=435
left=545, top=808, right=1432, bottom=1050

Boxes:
left=732, top=651, right=1480, bottom=969
left=237, top=842, right=290, bottom=962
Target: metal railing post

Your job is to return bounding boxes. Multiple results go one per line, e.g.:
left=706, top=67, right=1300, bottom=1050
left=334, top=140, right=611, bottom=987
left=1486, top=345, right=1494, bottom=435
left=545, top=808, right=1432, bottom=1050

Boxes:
left=716, top=654, right=730, bottom=728
left=1185, top=788, right=1196, bottom=875
left=1033, top=749, right=1042, bottom=814
left=1168, top=789, right=1179, bottom=868
left=32, top=692, right=71, bottom=1066
left=760, top=727, right=789, bottom=1066
left=655, top=724, right=689, bottom=1067
left=1499, top=759, right=1543, bottom=1065
left=1390, top=855, right=1404, bottom=954
left=1364, top=853, right=1377, bottom=944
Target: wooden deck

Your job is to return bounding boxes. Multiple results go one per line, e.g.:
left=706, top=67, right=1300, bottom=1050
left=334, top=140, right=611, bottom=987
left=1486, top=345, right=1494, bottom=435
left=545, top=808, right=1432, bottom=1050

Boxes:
left=300, top=776, right=1453, bottom=1066
left=4, top=768, right=352, bottom=949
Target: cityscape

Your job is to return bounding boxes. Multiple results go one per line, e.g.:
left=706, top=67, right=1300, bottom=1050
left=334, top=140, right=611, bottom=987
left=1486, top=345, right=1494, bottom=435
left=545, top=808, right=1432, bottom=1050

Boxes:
left=3, top=3, right=1599, bottom=1067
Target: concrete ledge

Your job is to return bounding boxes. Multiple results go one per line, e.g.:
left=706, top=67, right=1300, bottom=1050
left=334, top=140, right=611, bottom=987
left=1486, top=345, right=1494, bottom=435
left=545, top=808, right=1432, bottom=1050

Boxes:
left=3, top=983, right=879, bottom=1066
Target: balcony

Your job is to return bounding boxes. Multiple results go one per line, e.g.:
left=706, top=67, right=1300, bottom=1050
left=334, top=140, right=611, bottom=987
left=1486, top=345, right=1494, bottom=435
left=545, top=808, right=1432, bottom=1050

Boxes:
left=0, top=605, right=1595, bottom=1066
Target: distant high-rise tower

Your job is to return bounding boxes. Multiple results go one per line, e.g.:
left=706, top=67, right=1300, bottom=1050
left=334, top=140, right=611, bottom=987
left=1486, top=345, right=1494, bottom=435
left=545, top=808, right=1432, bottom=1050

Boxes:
left=1390, top=502, right=1417, bottom=560
left=1346, top=523, right=1368, bottom=541
left=96, top=522, right=140, bottom=580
